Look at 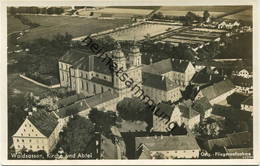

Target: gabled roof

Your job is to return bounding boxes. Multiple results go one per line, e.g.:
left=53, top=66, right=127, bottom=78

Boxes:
left=179, top=105, right=200, bottom=119
left=199, top=79, right=235, bottom=101
left=154, top=103, right=175, bottom=119
left=136, top=145, right=152, bottom=159
left=85, top=91, right=119, bottom=108
left=59, top=49, right=91, bottom=64
left=135, top=135, right=200, bottom=151
left=142, top=72, right=179, bottom=91
left=55, top=100, right=89, bottom=118
left=60, top=49, right=113, bottom=75
left=57, top=94, right=85, bottom=108
left=27, top=110, right=58, bottom=137
left=207, top=131, right=252, bottom=150
left=142, top=58, right=192, bottom=75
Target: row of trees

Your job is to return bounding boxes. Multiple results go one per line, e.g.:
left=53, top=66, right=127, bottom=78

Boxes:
left=151, top=10, right=210, bottom=25
left=8, top=7, right=65, bottom=15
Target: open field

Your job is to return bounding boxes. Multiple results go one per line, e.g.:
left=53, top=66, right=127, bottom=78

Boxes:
left=19, top=15, right=131, bottom=41
left=157, top=6, right=250, bottom=17
left=223, top=9, right=252, bottom=22
left=7, top=15, right=29, bottom=34
left=94, top=7, right=153, bottom=16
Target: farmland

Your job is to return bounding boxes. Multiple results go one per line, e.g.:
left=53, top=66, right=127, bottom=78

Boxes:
left=157, top=6, right=250, bottom=17
left=7, top=15, right=29, bottom=34
left=223, top=9, right=252, bottom=22
left=20, top=15, right=131, bottom=41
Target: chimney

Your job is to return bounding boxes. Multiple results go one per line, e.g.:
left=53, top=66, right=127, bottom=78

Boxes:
left=155, top=135, right=158, bottom=139
left=209, top=74, right=212, bottom=81
left=28, top=112, right=32, bottom=116
left=160, top=135, right=163, bottom=139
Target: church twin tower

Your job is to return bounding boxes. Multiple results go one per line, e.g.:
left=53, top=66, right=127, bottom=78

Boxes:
left=112, top=42, right=142, bottom=98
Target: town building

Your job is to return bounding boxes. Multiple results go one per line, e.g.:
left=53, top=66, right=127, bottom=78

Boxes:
left=178, top=100, right=200, bottom=129
left=206, top=131, right=252, bottom=152
left=152, top=103, right=182, bottom=132
left=135, top=135, right=200, bottom=159
left=195, top=79, right=236, bottom=105
left=241, top=95, right=253, bottom=112
left=12, top=110, right=60, bottom=154
left=192, top=97, right=212, bottom=120
left=142, top=58, right=196, bottom=88
left=142, top=72, right=182, bottom=104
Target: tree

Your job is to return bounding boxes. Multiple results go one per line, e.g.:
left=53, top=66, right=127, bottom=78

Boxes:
left=116, top=97, right=151, bottom=122
left=60, top=115, right=95, bottom=155
left=88, top=108, right=116, bottom=137
left=203, top=10, right=210, bottom=22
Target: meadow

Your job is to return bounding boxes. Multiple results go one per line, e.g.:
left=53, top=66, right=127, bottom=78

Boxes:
left=7, top=15, right=29, bottom=34
left=20, top=15, right=131, bottom=41
left=157, top=6, right=249, bottom=17
left=223, top=9, right=252, bottom=22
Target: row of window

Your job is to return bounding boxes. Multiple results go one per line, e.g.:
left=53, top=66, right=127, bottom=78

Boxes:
left=20, top=133, right=38, bottom=137
left=16, top=139, right=44, bottom=143
left=17, top=145, right=45, bottom=149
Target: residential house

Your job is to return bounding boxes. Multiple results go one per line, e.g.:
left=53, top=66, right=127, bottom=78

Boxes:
left=135, top=135, right=200, bottom=159
left=142, top=58, right=196, bottom=88
left=142, top=72, right=182, bottom=104
left=206, top=131, right=252, bottom=152
left=12, top=110, right=60, bottom=154
left=195, top=79, right=236, bottom=105
left=178, top=100, right=200, bottom=129
left=152, top=103, right=182, bottom=132
left=193, top=97, right=212, bottom=120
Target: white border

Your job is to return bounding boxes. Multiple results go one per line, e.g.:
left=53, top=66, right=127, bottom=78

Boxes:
left=0, top=0, right=259, bottom=165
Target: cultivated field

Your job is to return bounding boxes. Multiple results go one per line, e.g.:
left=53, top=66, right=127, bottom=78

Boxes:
left=20, top=15, right=131, bottom=41
left=223, top=9, right=252, bottom=22
left=157, top=6, right=249, bottom=17
left=7, top=15, right=29, bottom=34
left=94, top=7, right=153, bottom=16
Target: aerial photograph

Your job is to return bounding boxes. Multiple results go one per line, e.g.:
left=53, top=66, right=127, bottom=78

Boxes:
left=7, top=5, right=253, bottom=160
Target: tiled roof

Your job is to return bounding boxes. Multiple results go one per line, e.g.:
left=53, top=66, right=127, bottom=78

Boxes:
left=142, top=72, right=179, bottom=91
left=207, top=131, right=252, bottom=150
left=142, top=58, right=191, bottom=75
left=154, top=103, right=175, bottom=119
left=179, top=105, right=200, bottom=119
left=27, top=110, right=58, bottom=137
left=241, top=95, right=253, bottom=106
left=55, top=100, right=89, bottom=118
left=60, top=49, right=113, bottom=75
left=193, top=97, right=212, bottom=114
left=200, top=79, right=235, bottom=101
left=85, top=91, right=119, bottom=108
left=207, top=137, right=232, bottom=150
left=135, top=135, right=200, bottom=151
left=136, top=145, right=152, bottom=159
left=59, top=49, right=91, bottom=64
left=226, top=131, right=252, bottom=147
left=57, top=94, right=85, bottom=108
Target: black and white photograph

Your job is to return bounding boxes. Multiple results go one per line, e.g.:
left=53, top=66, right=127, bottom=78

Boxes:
left=1, top=1, right=258, bottom=164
